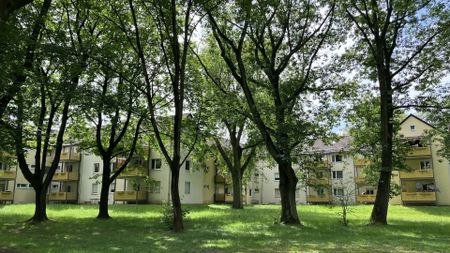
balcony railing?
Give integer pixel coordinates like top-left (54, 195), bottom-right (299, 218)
top-left (356, 194), bottom-right (376, 203)
top-left (215, 175), bottom-right (226, 184)
top-left (117, 168), bottom-right (148, 178)
top-left (307, 195), bottom-right (331, 203)
top-left (354, 159), bottom-right (370, 167)
top-left (114, 191), bottom-right (147, 201)
top-left (48, 192), bottom-right (78, 201)
top-left (407, 147), bottom-right (431, 157)
top-left (53, 172), bottom-right (79, 181)
top-left (60, 152), bottom-right (81, 161)
top-left (307, 178), bottom-right (330, 185)
top-left (312, 161), bottom-right (331, 170)
top-left (0, 170), bottom-right (16, 180)
top-left (0, 191), bottom-right (14, 201)
top-left (401, 192), bottom-right (436, 202)
top-left (399, 169), bottom-right (433, 179)
top-left (355, 175), bottom-right (367, 184)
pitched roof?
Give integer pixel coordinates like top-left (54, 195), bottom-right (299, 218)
top-left (399, 114), bottom-right (435, 129)
top-left (309, 136), bottom-right (353, 154)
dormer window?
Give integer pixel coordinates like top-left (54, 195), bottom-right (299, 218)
top-left (410, 125), bottom-right (416, 132)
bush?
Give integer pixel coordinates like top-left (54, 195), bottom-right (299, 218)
top-left (161, 202), bottom-right (190, 229)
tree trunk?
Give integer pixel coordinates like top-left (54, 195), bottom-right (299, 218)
top-left (170, 164), bottom-right (183, 232)
top-left (278, 161), bottom-right (300, 225)
top-left (30, 186), bottom-right (48, 222)
top-left (231, 171), bottom-right (243, 209)
top-left (370, 56), bottom-right (394, 225)
top-left (97, 162), bottom-right (111, 219)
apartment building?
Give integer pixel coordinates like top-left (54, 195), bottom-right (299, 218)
top-left (1, 115), bottom-right (449, 206)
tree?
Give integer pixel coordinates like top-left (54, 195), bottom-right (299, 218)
top-left (342, 0), bottom-right (449, 224)
top-left (0, 0), bottom-right (33, 23)
top-left (107, 0), bottom-right (200, 231)
top-left (75, 69), bottom-right (145, 219)
top-left (203, 0), bottom-right (337, 224)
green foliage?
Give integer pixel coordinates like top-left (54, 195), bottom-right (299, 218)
top-left (160, 202), bottom-right (190, 230)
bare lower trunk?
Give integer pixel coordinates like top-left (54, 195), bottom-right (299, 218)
top-left (279, 161), bottom-right (300, 225)
top-left (97, 163), bottom-right (111, 219)
top-left (231, 171), bottom-right (243, 209)
top-left (30, 187), bottom-right (48, 222)
top-left (171, 166), bottom-right (183, 232)
top-left (370, 170), bottom-right (391, 224)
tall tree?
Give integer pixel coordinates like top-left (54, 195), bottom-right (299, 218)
top-left (342, 0), bottom-right (449, 224)
top-left (203, 0), bottom-right (337, 224)
top-left (108, 0), bottom-right (200, 231)
top-left (0, 0), bottom-right (33, 23)
top-left (1, 0), bottom-right (94, 221)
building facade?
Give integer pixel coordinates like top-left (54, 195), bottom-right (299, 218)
top-left (1, 115), bottom-right (449, 206)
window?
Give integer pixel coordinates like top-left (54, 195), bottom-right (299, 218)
top-left (333, 188), bottom-right (344, 196)
top-left (332, 171), bottom-right (343, 179)
top-left (364, 189), bottom-right (374, 195)
top-left (150, 181), bottom-right (161, 193)
top-left (254, 173), bottom-right (259, 177)
top-left (420, 161), bottom-right (431, 170)
top-left (275, 188), bottom-right (281, 198)
top-left (274, 172), bottom-right (280, 181)
top-left (16, 183), bottom-right (29, 189)
top-left (314, 155), bottom-right (323, 162)
top-left (110, 184), bottom-right (115, 193)
top-left (151, 159), bottom-right (162, 170)
top-left (66, 164), bottom-right (73, 172)
top-left (254, 188), bottom-right (259, 193)
top-left (92, 183), bottom-right (98, 194)
top-left (410, 125), bottom-right (416, 132)
top-left (317, 188), bottom-right (325, 195)
top-left (94, 163), bottom-right (100, 173)
top-left (184, 181), bottom-right (191, 194)
top-left (185, 160), bottom-right (191, 171)
top-left (332, 155), bottom-right (343, 163)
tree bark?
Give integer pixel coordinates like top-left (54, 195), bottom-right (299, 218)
top-left (97, 162), bottom-right (111, 219)
top-left (231, 171), bottom-right (243, 209)
top-left (278, 161), bottom-right (300, 224)
top-left (370, 50), bottom-right (394, 225)
top-left (170, 163), bottom-right (183, 232)
top-left (29, 186), bottom-right (48, 222)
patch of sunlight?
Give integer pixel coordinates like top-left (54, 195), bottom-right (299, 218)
top-left (207, 204), bottom-right (231, 209)
top-left (92, 231), bottom-right (101, 236)
top-left (110, 247), bottom-right (121, 251)
top-left (201, 239), bottom-right (232, 249)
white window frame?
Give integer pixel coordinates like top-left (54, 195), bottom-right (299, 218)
top-left (151, 159), bottom-right (162, 170)
top-left (184, 181), bottom-right (191, 194)
top-left (332, 170), bottom-right (343, 179)
top-left (92, 183), bottom-right (99, 194)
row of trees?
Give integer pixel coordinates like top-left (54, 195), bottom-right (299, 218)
top-left (1, 0), bottom-right (449, 231)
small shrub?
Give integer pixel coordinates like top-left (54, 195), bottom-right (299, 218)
top-left (161, 202), bottom-right (190, 229)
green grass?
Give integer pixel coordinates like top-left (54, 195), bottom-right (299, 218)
top-left (1, 204), bottom-right (450, 253)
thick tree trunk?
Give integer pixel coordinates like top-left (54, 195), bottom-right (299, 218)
top-left (278, 161), bottom-right (300, 225)
top-left (231, 171), bottom-right (243, 209)
top-left (30, 186), bottom-right (48, 222)
top-left (370, 58), bottom-right (394, 225)
top-left (170, 165), bottom-right (183, 232)
top-left (97, 163), bottom-right (111, 219)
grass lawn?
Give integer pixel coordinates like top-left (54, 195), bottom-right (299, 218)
top-left (0, 204), bottom-right (450, 253)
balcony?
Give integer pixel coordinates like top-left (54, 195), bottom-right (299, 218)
top-left (356, 194), bottom-right (376, 203)
top-left (307, 178), bottom-right (330, 185)
top-left (0, 191), bottom-right (14, 201)
top-left (215, 175), bottom-right (226, 184)
top-left (399, 169), bottom-right (433, 179)
top-left (407, 147), bottom-right (431, 157)
top-left (60, 151), bottom-right (81, 161)
top-left (114, 191), bottom-right (147, 201)
top-left (0, 170), bottom-right (16, 180)
top-left (48, 192), bottom-right (78, 201)
top-left (307, 195), bottom-right (331, 203)
top-left (402, 192), bottom-right (436, 202)
top-left (117, 167), bottom-right (148, 178)
top-left (214, 193), bottom-right (246, 203)
top-left (53, 172), bottom-right (79, 181)
top-left (355, 175), bottom-right (367, 185)
top-left (354, 159), bottom-right (370, 167)
top-left (312, 161), bottom-right (331, 170)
